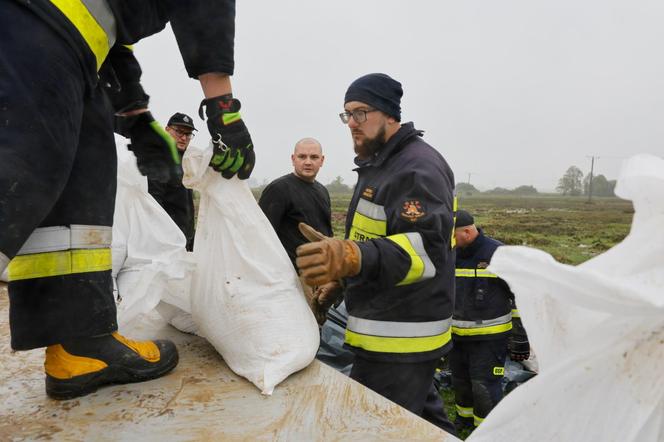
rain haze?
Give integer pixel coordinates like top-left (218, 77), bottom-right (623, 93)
top-left (135, 0), bottom-right (664, 192)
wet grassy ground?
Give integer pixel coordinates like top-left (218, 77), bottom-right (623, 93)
top-left (329, 193), bottom-right (633, 265)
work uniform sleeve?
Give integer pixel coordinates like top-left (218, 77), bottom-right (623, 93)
top-left (258, 183), bottom-right (287, 232)
top-left (166, 0), bottom-right (236, 77)
top-left (508, 288), bottom-right (529, 343)
top-left (100, 45), bottom-right (149, 113)
top-left (355, 158), bottom-right (455, 289)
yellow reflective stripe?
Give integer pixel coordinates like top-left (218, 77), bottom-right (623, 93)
top-left (511, 309), bottom-right (520, 318)
top-left (455, 268), bottom-right (475, 277)
top-left (345, 327), bottom-right (451, 354)
top-left (455, 404), bottom-right (474, 418)
top-left (50, 0), bottom-right (111, 69)
top-left (493, 366), bottom-right (505, 376)
top-left (351, 211), bottom-right (387, 237)
top-left (452, 321), bottom-right (512, 336)
top-left (451, 194), bottom-right (458, 249)
top-left (474, 414), bottom-right (485, 426)
top-left (455, 268), bottom-right (498, 278)
top-left (8, 248), bottom-right (112, 281)
top-left (387, 233), bottom-right (425, 285)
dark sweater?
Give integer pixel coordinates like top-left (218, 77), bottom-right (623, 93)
top-left (148, 152), bottom-right (195, 251)
top-left (259, 173), bottom-right (332, 266)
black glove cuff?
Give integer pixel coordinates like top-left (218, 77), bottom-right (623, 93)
top-left (198, 94), bottom-right (241, 119)
top-left (115, 111), bottom-right (154, 140)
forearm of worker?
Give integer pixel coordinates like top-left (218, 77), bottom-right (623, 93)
top-left (198, 73), bottom-right (233, 98)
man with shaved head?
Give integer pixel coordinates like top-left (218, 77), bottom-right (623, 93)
top-left (259, 138), bottom-right (333, 269)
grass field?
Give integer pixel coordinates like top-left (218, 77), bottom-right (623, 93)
top-left (328, 192), bottom-right (634, 265)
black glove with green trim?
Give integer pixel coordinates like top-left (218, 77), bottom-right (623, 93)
top-left (120, 111), bottom-right (182, 184)
top-left (199, 94), bottom-right (255, 180)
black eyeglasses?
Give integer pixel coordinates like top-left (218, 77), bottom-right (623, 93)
top-left (339, 108), bottom-right (378, 124)
top-left (169, 126), bottom-right (195, 139)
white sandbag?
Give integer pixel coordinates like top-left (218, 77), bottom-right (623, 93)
top-left (112, 137), bottom-right (195, 330)
top-left (469, 154), bottom-right (664, 442)
top-left (184, 142), bottom-right (319, 395)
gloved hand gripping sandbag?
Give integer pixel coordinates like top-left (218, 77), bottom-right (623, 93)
top-left (296, 223), bottom-right (362, 287)
top-left (199, 94), bottom-right (255, 180)
top-left (118, 111), bottom-right (183, 184)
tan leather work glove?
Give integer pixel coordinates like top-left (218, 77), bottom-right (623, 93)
top-left (296, 223), bottom-right (362, 286)
top-left (311, 281), bottom-right (343, 325)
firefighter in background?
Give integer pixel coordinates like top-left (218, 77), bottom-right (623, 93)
top-left (0, 0), bottom-right (254, 399)
top-left (296, 73), bottom-right (456, 435)
top-left (450, 210), bottom-right (530, 432)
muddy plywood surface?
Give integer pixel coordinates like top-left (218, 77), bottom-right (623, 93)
top-left (0, 283), bottom-right (458, 441)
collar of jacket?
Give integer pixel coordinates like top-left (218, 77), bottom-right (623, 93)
top-left (457, 227), bottom-right (486, 259)
top-left (353, 122), bottom-right (424, 170)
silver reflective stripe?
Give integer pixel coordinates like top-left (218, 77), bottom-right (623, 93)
top-left (81, 0), bottom-right (117, 48)
top-left (347, 315), bottom-right (452, 338)
top-left (0, 251), bottom-right (9, 274)
top-left (17, 225), bottom-right (112, 255)
top-left (356, 198), bottom-right (386, 221)
top-left (403, 232), bottom-right (436, 280)
top-left (452, 312), bottom-right (513, 329)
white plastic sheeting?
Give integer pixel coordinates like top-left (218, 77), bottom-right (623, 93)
top-left (183, 142), bottom-right (319, 395)
top-left (470, 154), bottom-right (664, 442)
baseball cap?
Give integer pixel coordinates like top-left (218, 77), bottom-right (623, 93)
top-left (167, 112), bottom-right (197, 131)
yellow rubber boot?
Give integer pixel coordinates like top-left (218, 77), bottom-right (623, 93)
top-left (44, 332), bottom-right (178, 400)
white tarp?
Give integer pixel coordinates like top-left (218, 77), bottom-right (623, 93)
top-left (183, 142), bottom-right (319, 395)
top-left (470, 154), bottom-right (664, 442)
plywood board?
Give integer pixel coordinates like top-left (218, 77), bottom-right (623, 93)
top-left (0, 283), bottom-right (458, 441)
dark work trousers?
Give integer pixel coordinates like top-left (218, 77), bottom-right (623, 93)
top-left (449, 337), bottom-right (508, 427)
top-left (350, 357), bottom-right (457, 436)
top-left (0, 2), bottom-right (118, 349)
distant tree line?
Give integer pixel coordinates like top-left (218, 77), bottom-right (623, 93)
top-left (556, 166), bottom-right (616, 197)
top-left (326, 176), bottom-right (353, 193)
top-left (456, 182), bottom-right (539, 196)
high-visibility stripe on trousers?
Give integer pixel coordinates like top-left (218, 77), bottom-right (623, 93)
top-left (8, 225), bottom-right (112, 281)
top-left (345, 315), bottom-right (452, 354)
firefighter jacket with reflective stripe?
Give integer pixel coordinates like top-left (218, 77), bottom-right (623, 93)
top-left (343, 122), bottom-right (456, 363)
top-left (15, 0), bottom-right (235, 85)
top-left (453, 229), bottom-right (521, 341)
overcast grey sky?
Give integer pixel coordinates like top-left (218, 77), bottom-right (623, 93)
top-left (135, 0), bottom-right (664, 192)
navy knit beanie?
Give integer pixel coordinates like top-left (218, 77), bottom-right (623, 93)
top-left (344, 73), bottom-right (403, 121)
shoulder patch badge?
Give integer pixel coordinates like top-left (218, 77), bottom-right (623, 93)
top-left (400, 200), bottom-right (426, 222)
top-left (362, 186), bottom-right (376, 201)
